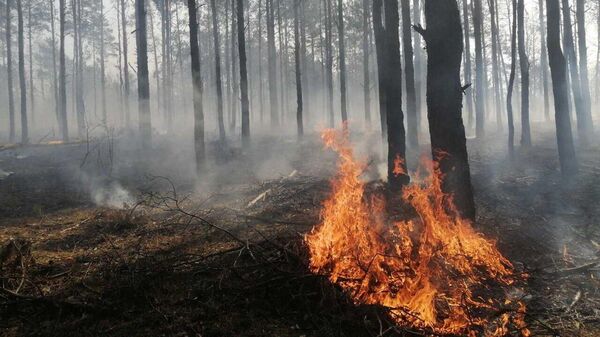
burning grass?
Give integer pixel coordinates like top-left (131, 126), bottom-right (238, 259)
top-left (306, 128), bottom-right (530, 336)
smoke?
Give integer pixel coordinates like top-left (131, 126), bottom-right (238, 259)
top-left (90, 180), bottom-right (135, 209)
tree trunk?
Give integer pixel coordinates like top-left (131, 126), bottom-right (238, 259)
top-left (75, 0), bottom-right (85, 137)
top-left (237, 0), bottom-right (250, 143)
top-left (136, 0), bottom-right (151, 146)
top-left (266, 0), bottom-right (279, 126)
top-left (294, 0), bottom-right (303, 137)
top-left (413, 0), bottom-right (423, 132)
top-left (517, 0), bottom-right (531, 147)
top-left (374, 0), bottom-right (409, 191)
top-left (50, 0), bottom-right (59, 136)
top-left (231, 0), bottom-right (239, 131)
top-left (576, 0), bottom-right (593, 136)
top-left (461, 0), bottom-right (473, 131)
top-left (538, 0), bottom-right (550, 121)
top-left (415, 0), bottom-right (476, 221)
top-left (210, 0), bottom-right (227, 141)
top-left (362, 0), bottom-right (371, 128)
top-left (187, 0), bottom-right (205, 172)
top-left (488, 0), bottom-right (502, 131)
top-left (59, 0), bottom-right (68, 141)
top-left (401, 0), bottom-right (418, 148)
top-left (17, 0), bottom-right (28, 144)
top-left (325, 0), bottom-right (334, 127)
top-left (337, 0), bottom-right (347, 124)
top-left (99, 0), bottom-right (107, 123)
top-left (546, 0), bottom-right (577, 175)
top-left (472, 0), bottom-right (485, 138)
top-left (373, 0), bottom-right (387, 137)
top-left (507, 0), bottom-right (517, 157)
top-left (561, 0), bottom-right (593, 146)
top-left (257, 0), bottom-right (264, 123)
top-left (6, 0), bottom-right (15, 142)
top-left (121, 0), bottom-right (130, 127)
top-left (27, 1), bottom-right (34, 128)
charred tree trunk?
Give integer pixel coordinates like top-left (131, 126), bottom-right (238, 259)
top-left (136, 0), bottom-right (151, 146)
top-left (6, 0), bottom-right (15, 142)
top-left (538, 0), bottom-right (550, 121)
top-left (401, 0), bottom-right (418, 149)
top-left (362, 0), bottom-right (371, 128)
top-left (294, 0), bottom-right (304, 137)
top-left (546, 0), bottom-right (578, 175)
top-left (507, 0), bottom-right (517, 157)
top-left (210, 0), bottom-right (226, 141)
top-left (337, 0), bottom-right (347, 124)
top-left (266, 0), bottom-right (279, 126)
top-left (121, 0), bottom-right (130, 127)
top-left (374, 0), bottom-right (409, 191)
top-left (561, 0), bottom-right (593, 146)
top-left (517, 0), bottom-right (531, 147)
top-left (472, 0), bottom-right (485, 138)
top-left (17, 0), bottom-right (28, 144)
top-left (462, 0), bottom-right (473, 131)
top-left (188, 0), bottom-right (204, 171)
top-left (237, 0), bottom-right (250, 143)
top-left (415, 0), bottom-right (476, 221)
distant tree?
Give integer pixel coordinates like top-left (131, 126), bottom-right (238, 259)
top-left (489, 0), bottom-right (503, 131)
top-left (415, 0), bottom-right (476, 220)
top-left (461, 0), bottom-right (473, 130)
top-left (546, 0), bottom-right (578, 175)
top-left (472, 0), bottom-right (485, 138)
top-left (337, 0), bottom-right (347, 125)
top-left (324, 0), bottom-right (333, 127)
top-left (401, 0), bottom-right (418, 148)
top-left (538, 0), bottom-right (550, 121)
top-left (507, 0), bottom-right (517, 157)
top-left (58, 0), bottom-right (68, 141)
top-left (266, 0), bottom-right (279, 126)
top-left (17, 0), bottom-right (28, 144)
top-left (120, 0), bottom-right (130, 127)
top-left (135, 0), bottom-right (151, 146)
top-left (361, 0), bottom-right (370, 128)
top-left (576, 0), bottom-right (593, 138)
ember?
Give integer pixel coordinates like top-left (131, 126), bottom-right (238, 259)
top-left (306, 129), bottom-right (530, 336)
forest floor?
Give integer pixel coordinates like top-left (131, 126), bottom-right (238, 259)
top-left (0, 127), bottom-right (599, 337)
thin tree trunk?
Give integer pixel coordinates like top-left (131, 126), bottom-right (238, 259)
top-left (561, 0), bottom-right (593, 145)
top-left (59, 0), bottom-right (68, 141)
top-left (294, 0), bottom-right (303, 137)
top-left (576, 0), bottom-right (593, 134)
top-left (187, 0), bottom-right (205, 171)
top-left (136, 0), bottom-right (151, 146)
top-left (121, 0), bottom-right (130, 127)
top-left (488, 0), bottom-right (502, 131)
top-left (237, 0), bottom-right (250, 143)
top-left (401, 0), bottom-right (418, 148)
top-left (362, 0), bottom-right (371, 128)
top-left (27, 1), bottom-right (34, 128)
top-left (100, 0), bottom-right (107, 123)
top-left (75, 0), bottom-right (85, 136)
top-left (6, 0), bottom-right (15, 142)
top-left (507, 0), bottom-right (517, 157)
top-left (17, 0), bottom-right (28, 144)
top-left (325, 0), bottom-right (334, 127)
top-left (231, 0), bottom-right (238, 131)
top-left (210, 0), bottom-right (226, 141)
top-left (257, 0), bottom-right (264, 123)
top-left (462, 0), bottom-right (473, 131)
top-left (546, 0), bottom-right (578, 175)
top-left (473, 0), bottom-right (485, 138)
top-left (415, 0), bottom-right (476, 221)
top-left (413, 0), bottom-right (423, 132)
top-left (517, 0), bottom-right (531, 146)
top-left (50, 0), bottom-right (59, 135)
top-left (538, 0), bottom-right (550, 121)
top-left (337, 0), bottom-right (347, 124)
top-left (266, 0), bottom-right (279, 126)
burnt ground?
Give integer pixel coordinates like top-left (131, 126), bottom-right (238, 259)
top-left (0, 128), bottom-right (599, 337)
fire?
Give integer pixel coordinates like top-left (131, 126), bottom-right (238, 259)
top-left (306, 129), bottom-right (530, 336)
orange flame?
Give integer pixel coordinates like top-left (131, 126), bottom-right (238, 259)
top-left (306, 129), bottom-right (529, 336)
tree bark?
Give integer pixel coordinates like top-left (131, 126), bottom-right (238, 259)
top-left (546, 0), bottom-right (578, 176)
top-left (415, 0), bottom-right (476, 221)
top-left (17, 0), bottom-right (28, 144)
top-left (401, 0), bottom-right (418, 148)
top-left (517, 0), bottom-right (531, 147)
top-left (136, 0), bottom-right (151, 146)
top-left (237, 0), bottom-right (250, 143)
top-left (6, 0), bottom-right (15, 142)
top-left (472, 0), bottom-right (485, 138)
top-left (294, 0), bottom-right (304, 137)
